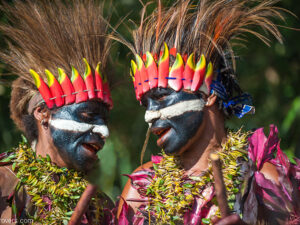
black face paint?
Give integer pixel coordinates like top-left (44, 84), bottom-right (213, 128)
top-left (49, 100), bottom-right (109, 172)
top-left (142, 88), bottom-right (205, 155)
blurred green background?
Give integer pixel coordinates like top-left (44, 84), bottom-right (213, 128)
top-left (0, 0), bottom-right (299, 201)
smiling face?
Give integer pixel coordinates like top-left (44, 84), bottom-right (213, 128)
top-left (49, 100), bottom-right (109, 172)
top-left (141, 88), bottom-right (206, 155)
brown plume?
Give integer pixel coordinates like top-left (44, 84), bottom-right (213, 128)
top-left (0, 0), bottom-right (113, 131)
top-left (128, 0), bottom-right (286, 68)
top-left (117, 0), bottom-right (291, 118)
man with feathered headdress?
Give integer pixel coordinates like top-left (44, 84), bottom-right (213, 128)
top-left (118, 0), bottom-right (300, 224)
top-left (0, 0), bottom-right (115, 224)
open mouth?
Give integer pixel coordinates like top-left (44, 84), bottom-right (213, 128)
top-left (82, 143), bottom-right (102, 155)
top-left (151, 127), bottom-right (171, 139)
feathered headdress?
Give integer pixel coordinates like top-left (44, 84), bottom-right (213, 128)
top-left (126, 0), bottom-right (286, 118)
top-left (0, 0), bottom-right (113, 131)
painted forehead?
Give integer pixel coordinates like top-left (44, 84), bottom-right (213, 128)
top-left (51, 101), bottom-right (109, 121)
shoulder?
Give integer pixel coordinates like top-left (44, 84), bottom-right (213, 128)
top-left (117, 161), bottom-right (153, 219)
top-left (0, 165), bottom-right (19, 222)
top-left (0, 165), bottom-right (18, 195)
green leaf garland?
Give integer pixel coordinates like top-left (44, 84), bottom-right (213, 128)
top-left (145, 129), bottom-right (250, 224)
top-left (11, 142), bottom-right (102, 225)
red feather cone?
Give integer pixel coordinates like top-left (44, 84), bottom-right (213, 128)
top-left (136, 54), bottom-right (150, 94)
top-left (168, 53), bottom-right (184, 91)
top-left (71, 66), bottom-right (88, 103)
top-left (30, 69), bottom-right (55, 109)
top-left (95, 62), bottom-right (104, 100)
top-left (145, 52), bottom-right (158, 89)
top-left (183, 53), bottom-right (195, 90)
top-left (191, 55), bottom-right (206, 92)
top-left (158, 43), bottom-right (169, 88)
top-left (45, 69), bottom-right (65, 107)
top-left (58, 68), bottom-right (76, 105)
top-left (83, 58), bottom-right (96, 99)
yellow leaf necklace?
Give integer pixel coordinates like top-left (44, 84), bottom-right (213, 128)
top-left (11, 142), bottom-right (103, 225)
top-left (145, 130), bottom-right (250, 225)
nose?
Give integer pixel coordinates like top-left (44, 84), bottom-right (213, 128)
top-left (145, 98), bottom-right (161, 123)
top-left (145, 110), bottom-right (161, 123)
top-left (147, 98), bottom-right (160, 111)
top-left (92, 124), bottom-right (109, 138)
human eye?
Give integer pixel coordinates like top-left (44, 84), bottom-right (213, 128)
top-left (154, 89), bottom-right (173, 101)
top-left (79, 112), bottom-right (98, 120)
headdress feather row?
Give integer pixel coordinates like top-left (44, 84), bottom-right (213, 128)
top-left (124, 0), bottom-right (285, 116)
top-left (30, 58), bottom-right (112, 109)
top-left (0, 0), bottom-right (114, 131)
top-left (130, 43), bottom-right (213, 100)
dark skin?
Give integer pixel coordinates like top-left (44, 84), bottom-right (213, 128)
top-left (118, 88), bottom-right (281, 224)
top-left (34, 100), bottom-right (109, 173)
top-left (0, 100), bottom-right (113, 223)
top-left (142, 88), bottom-right (205, 154)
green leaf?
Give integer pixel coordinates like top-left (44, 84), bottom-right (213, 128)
top-left (206, 176), bottom-right (211, 182)
top-left (172, 216), bottom-right (180, 220)
top-left (146, 188), bottom-right (152, 195)
top-left (202, 218), bottom-right (210, 224)
top-left (158, 202), bottom-right (165, 208)
top-left (155, 205), bottom-right (161, 213)
top-left (70, 195), bottom-right (80, 200)
top-left (0, 154), bottom-right (16, 162)
top-left (65, 211), bottom-right (73, 216)
top-left (228, 194), bottom-right (235, 201)
top-left (159, 179), bottom-right (165, 186)
top-left (183, 183), bottom-right (193, 188)
top-left (12, 202), bottom-right (17, 215)
top-left (232, 188), bottom-right (239, 193)
top-left (12, 162), bottom-right (17, 171)
top-left (21, 135), bottom-right (28, 144)
top-left (153, 163), bottom-right (158, 171)
top-left (46, 154), bottom-right (51, 162)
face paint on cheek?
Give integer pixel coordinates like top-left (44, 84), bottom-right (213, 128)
top-left (49, 118), bottom-right (109, 138)
top-left (147, 98), bottom-right (206, 155)
top-left (49, 119), bottom-right (107, 172)
top-left (145, 99), bottom-right (205, 123)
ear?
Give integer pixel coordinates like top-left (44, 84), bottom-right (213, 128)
top-left (33, 106), bottom-right (50, 124)
top-left (205, 93), bottom-right (217, 107)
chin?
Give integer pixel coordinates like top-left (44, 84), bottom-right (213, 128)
top-left (159, 130), bottom-right (187, 155)
top-left (74, 159), bottom-right (99, 173)
top-left (73, 152), bottom-right (100, 173)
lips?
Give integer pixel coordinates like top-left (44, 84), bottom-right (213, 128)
top-left (151, 126), bottom-right (171, 147)
top-left (82, 142), bottom-right (103, 155)
top-left (151, 127), bottom-right (170, 137)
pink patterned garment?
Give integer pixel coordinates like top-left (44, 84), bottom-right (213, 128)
top-left (119, 125), bottom-right (300, 225)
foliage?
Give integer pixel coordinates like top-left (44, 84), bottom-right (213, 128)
top-left (4, 141), bottom-right (102, 225)
top-left (143, 130), bottom-right (249, 224)
top-left (0, 0), bottom-right (299, 202)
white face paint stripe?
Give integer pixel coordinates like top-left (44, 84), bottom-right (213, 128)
top-left (144, 99), bottom-right (205, 123)
top-left (49, 119), bottom-right (109, 138)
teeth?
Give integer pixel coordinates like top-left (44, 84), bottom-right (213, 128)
top-left (155, 128), bottom-right (168, 136)
top-left (91, 144), bottom-right (99, 150)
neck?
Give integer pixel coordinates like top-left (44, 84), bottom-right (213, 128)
top-left (180, 107), bottom-right (226, 176)
top-left (35, 130), bottom-right (67, 168)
